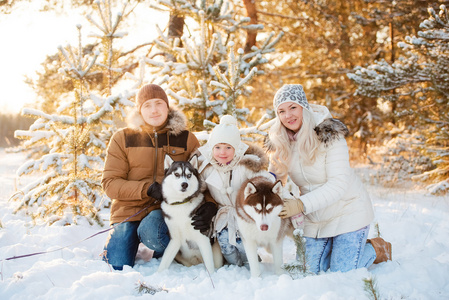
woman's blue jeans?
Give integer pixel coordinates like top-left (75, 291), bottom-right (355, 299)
top-left (103, 209), bottom-right (169, 270)
top-left (304, 225), bottom-right (376, 274)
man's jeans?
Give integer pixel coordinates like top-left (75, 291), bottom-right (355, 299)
top-left (304, 225), bottom-right (376, 274)
top-left (103, 209), bottom-right (169, 270)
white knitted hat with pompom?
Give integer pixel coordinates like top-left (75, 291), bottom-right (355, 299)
top-left (207, 115), bottom-right (241, 150)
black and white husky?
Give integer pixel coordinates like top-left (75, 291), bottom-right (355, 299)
top-left (157, 155), bottom-right (221, 274)
top-left (236, 176), bottom-right (293, 277)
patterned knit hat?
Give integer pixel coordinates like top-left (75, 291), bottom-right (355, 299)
top-left (273, 84), bottom-right (311, 112)
top-left (208, 115), bottom-right (241, 150)
top-left (136, 84), bottom-right (169, 110)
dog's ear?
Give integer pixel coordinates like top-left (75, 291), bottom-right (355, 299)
top-left (272, 180), bottom-right (283, 196)
top-left (164, 155), bottom-right (174, 171)
top-left (244, 181), bottom-right (257, 199)
top-left (189, 155), bottom-right (198, 170)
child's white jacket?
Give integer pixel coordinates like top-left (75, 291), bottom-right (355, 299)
top-left (195, 143), bottom-right (273, 245)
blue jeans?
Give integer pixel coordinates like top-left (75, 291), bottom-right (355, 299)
top-left (217, 228), bottom-right (248, 266)
top-left (304, 225), bottom-right (376, 274)
top-left (103, 209), bottom-right (169, 270)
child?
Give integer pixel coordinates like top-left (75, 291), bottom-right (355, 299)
top-left (194, 115), bottom-right (274, 266)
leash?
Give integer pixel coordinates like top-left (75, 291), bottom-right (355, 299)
top-left (0, 203), bottom-right (153, 263)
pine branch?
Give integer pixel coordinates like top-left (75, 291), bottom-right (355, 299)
top-left (282, 229), bottom-right (311, 279)
top-left (363, 277), bottom-right (380, 300)
top-left (136, 281), bottom-right (168, 295)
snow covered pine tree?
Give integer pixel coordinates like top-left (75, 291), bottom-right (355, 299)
top-left (140, 0), bottom-right (282, 142)
top-left (348, 5), bottom-right (449, 195)
top-left (13, 2), bottom-right (135, 225)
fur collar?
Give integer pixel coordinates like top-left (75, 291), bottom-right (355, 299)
top-left (127, 107), bottom-right (188, 136)
top-left (239, 143), bottom-right (269, 172)
top-left (314, 118), bottom-right (349, 146)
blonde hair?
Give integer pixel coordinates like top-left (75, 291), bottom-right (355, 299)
top-left (268, 109), bottom-right (320, 178)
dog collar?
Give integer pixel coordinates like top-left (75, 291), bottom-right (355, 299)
top-left (170, 196), bottom-right (194, 205)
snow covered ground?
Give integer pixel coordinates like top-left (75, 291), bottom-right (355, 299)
top-left (1, 149), bottom-right (448, 300)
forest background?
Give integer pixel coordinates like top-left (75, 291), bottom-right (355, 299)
top-left (0, 0), bottom-right (448, 225)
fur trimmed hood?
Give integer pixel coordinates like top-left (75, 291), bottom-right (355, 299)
top-left (127, 106), bottom-right (188, 136)
top-left (238, 142), bottom-right (269, 172)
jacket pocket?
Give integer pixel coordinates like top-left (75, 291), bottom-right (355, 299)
top-left (163, 145), bottom-right (186, 159)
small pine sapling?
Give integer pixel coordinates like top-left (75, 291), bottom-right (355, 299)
top-left (363, 276), bottom-right (380, 300)
top-left (282, 228), bottom-right (311, 279)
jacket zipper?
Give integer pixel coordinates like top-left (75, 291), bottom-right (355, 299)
top-left (153, 130), bottom-right (158, 182)
top-left (298, 161), bottom-right (311, 190)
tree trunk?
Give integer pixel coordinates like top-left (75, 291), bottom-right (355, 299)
top-left (243, 0), bottom-right (258, 53)
top-left (168, 13), bottom-right (184, 38)
top-left (167, 12), bottom-right (185, 62)
top-left (389, 7), bottom-right (397, 124)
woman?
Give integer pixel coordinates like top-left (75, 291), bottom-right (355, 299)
top-left (267, 84), bottom-right (391, 274)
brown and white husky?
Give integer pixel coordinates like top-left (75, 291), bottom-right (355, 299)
top-left (236, 176), bottom-right (293, 277)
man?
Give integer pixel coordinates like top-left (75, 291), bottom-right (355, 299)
top-left (102, 84), bottom-right (217, 270)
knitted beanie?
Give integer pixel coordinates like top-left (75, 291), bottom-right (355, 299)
top-left (136, 84), bottom-right (169, 110)
top-left (208, 115), bottom-right (241, 150)
top-left (273, 84), bottom-right (311, 113)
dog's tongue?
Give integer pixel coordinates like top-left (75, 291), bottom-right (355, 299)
top-left (260, 224), bottom-right (269, 231)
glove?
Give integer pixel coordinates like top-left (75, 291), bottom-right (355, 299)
top-left (279, 197), bottom-right (304, 219)
top-left (192, 202), bottom-right (218, 233)
top-left (147, 182), bottom-right (163, 202)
